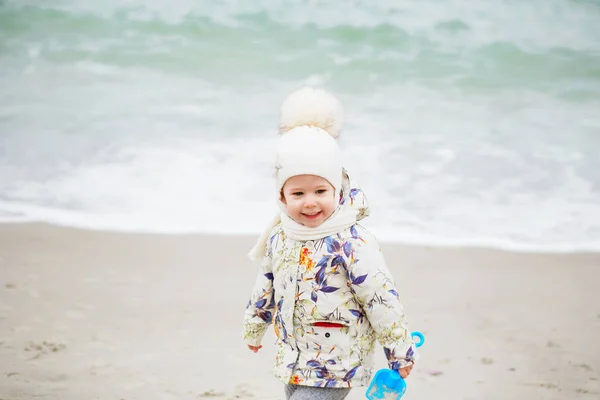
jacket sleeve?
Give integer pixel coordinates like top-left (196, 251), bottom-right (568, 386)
top-left (242, 237), bottom-right (276, 347)
top-left (348, 239), bottom-right (418, 369)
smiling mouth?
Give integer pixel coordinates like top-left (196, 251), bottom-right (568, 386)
top-left (302, 211), bottom-right (322, 219)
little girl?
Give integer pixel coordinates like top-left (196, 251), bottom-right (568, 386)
top-left (242, 87), bottom-right (418, 400)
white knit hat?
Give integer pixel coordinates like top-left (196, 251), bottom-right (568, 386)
top-left (275, 87), bottom-right (344, 194)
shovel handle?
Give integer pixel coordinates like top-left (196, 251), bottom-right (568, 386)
top-left (411, 331), bottom-right (425, 348)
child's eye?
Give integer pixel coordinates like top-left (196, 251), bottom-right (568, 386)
top-left (292, 192), bottom-right (304, 196)
top-left (316, 189), bottom-right (328, 194)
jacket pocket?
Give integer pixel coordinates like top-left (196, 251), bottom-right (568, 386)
top-left (296, 324), bottom-right (351, 379)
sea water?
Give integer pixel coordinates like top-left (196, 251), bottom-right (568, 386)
top-left (1, 0), bottom-right (599, 252)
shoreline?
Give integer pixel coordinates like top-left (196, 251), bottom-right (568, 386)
top-left (1, 221), bottom-right (598, 256)
top-left (1, 223), bottom-right (599, 399)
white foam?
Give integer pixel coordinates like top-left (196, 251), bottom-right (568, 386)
top-left (0, 137), bottom-right (279, 235)
top-left (1, 131), bottom-right (599, 253)
top-left (2, 200), bottom-right (599, 253)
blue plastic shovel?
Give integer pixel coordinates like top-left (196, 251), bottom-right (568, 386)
top-left (365, 331), bottom-right (425, 399)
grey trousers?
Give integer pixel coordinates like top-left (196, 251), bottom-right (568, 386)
top-left (284, 384), bottom-right (351, 400)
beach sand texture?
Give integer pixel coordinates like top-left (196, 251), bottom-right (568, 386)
top-left (1, 223), bottom-right (599, 399)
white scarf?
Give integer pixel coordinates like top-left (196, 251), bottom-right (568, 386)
top-left (248, 173), bottom-right (369, 261)
top-left (279, 204), bottom-right (359, 241)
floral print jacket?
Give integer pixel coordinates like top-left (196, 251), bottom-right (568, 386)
top-left (242, 179), bottom-right (417, 388)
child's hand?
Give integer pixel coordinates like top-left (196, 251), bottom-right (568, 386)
top-left (398, 364), bottom-right (413, 379)
top-left (248, 345), bottom-right (262, 353)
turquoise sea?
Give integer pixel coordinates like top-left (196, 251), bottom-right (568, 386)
top-left (1, 0), bottom-right (599, 251)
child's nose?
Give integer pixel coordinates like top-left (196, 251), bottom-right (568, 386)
top-left (304, 195), bottom-right (317, 207)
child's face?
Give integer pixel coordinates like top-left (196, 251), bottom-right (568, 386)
top-left (281, 175), bottom-right (336, 228)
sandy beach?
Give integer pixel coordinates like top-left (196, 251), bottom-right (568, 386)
top-left (0, 223), bottom-right (598, 400)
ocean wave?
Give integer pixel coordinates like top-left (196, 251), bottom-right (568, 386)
top-left (3, 3), bottom-right (599, 95)
top-left (0, 130), bottom-right (599, 255)
top-left (3, 0), bottom-right (600, 51)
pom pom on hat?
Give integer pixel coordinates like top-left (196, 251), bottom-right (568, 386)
top-left (279, 87), bottom-right (344, 138)
top-left (275, 87), bottom-right (344, 194)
